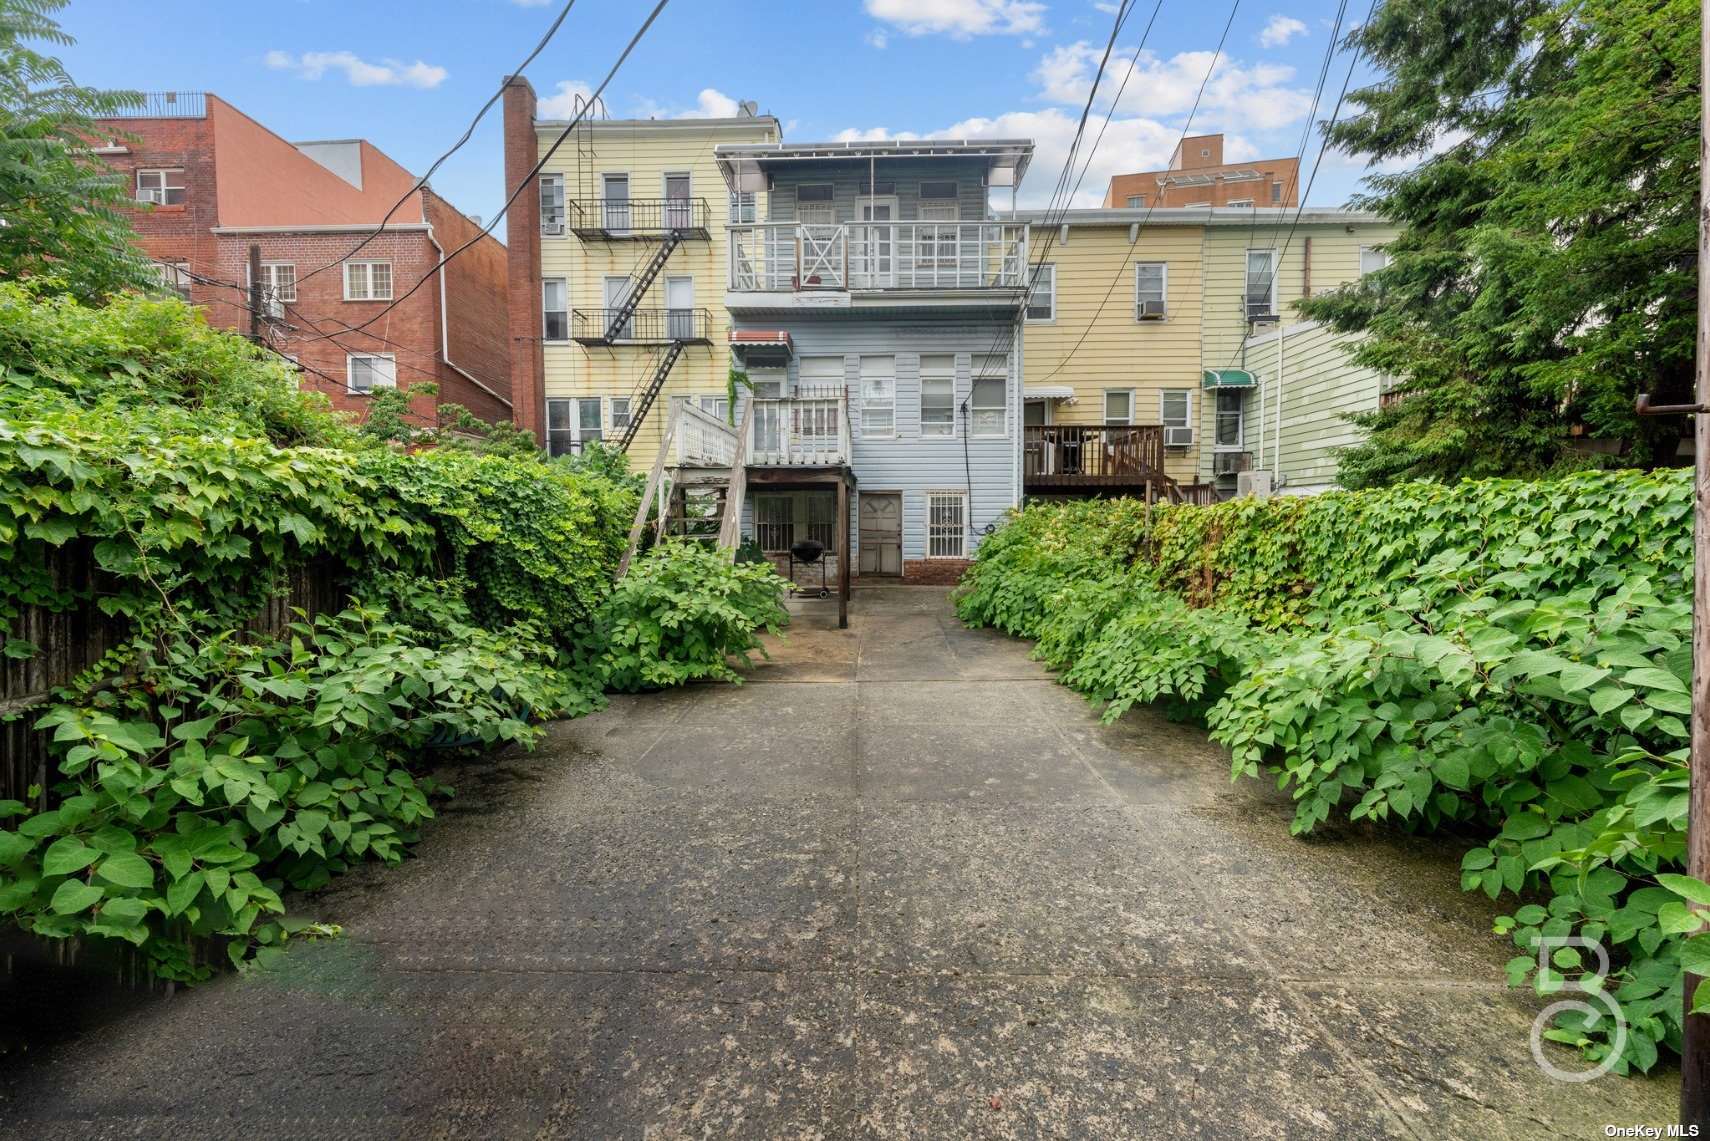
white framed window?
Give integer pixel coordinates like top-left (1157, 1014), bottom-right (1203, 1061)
top-left (729, 189), bottom-right (756, 224)
top-left (1161, 389), bottom-right (1194, 447)
top-left (154, 261), bottom-right (191, 300)
top-left (346, 353), bottom-right (396, 394)
top-left (344, 260), bottom-right (393, 302)
top-left (699, 394), bottom-right (730, 422)
top-left (861, 355), bottom-right (895, 437)
top-left (611, 397), bottom-right (631, 431)
top-left (1134, 262), bottom-right (1167, 320)
top-left (1360, 246), bottom-right (1390, 277)
top-left (919, 354), bottom-right (955, 437)
top-left (1245, 249), bottom-right (1276, 320)
top-left (1104, 389), bottom-right (1134, 425)
top-left (539, 174), bottom-right (565, 235)
top-left (1026, 263), bottom-right (1055, 323)
top-left (547, 397), bottom-right (603, 457)
top-left (927, 492), bottom-right (966, 559)
top-left (1125, 194), bottom-right (1144, 208)
top-left (542, 278), bottom-right (569, 341)
top-left (602, 173), bottom-right (630, 231)
top-left (135, 168), bottom-right (184, 205)
top-left (796, 183), bottom-right (835, 225)
top-left (970, 354), bottom-right (1007, 437)
top-left (247, 262), bottom-right (296, 317)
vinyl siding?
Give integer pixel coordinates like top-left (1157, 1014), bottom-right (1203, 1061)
top-left (1198, 221), bottom-right (1397, 482)
top-left (1242, 320), bottom-right (1383, 493)
top-left (766, 158), bottom-right (992, 223)
top-left (536, 119), bottom-right (779, 469)
top-left (1021, 221), bottom-right (1205, 483)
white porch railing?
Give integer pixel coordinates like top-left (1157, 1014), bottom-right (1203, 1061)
top-left (729, 222), bottom-right (1028, 292)
top-left (673, 399), bottom-right (741, 467)
top-left (746, 386), bottom-right (851, 466)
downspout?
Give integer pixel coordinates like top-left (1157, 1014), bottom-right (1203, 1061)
top-left (1273, 322), bottom-right (1286, 487)
top-left (425, 218), bottom-right (514, 412)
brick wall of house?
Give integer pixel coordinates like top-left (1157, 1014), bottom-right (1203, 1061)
top-left (899, 559), bottom-right (972, 586)
top-left (502, 76), bottom-right (546, 444)
top-left (422, 189), bottom-right (512, 422)
top-left (99, 114), bottom-right (221, 310)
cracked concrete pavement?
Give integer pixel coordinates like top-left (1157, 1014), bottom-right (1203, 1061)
top-left (0, 586), bottom-right (1683, 1137)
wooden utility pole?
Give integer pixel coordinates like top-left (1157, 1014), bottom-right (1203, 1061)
top-left (246, 243), bottom-right (264, 342)
top-left (1685, 0), bottom-right (1710, 1125)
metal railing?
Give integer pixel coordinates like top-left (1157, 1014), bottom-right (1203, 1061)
top-left (571, 307), bottom-right (711, 344)
top-left (569, 198), bottom-right (710, 235)
top-left (1023, 425), bottom-right (1167, 484)
top-left (746, 385), bottom-right (851, 467)
top-left (729, 221), bottom-right (1028, 292)
top-left (99, 91), bottom-right (207, 119)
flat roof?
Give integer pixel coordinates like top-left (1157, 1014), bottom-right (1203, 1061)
top-left (537, 115), bottom-right (782, 131)
top-left (716, 139), bottom-right (1033, 185)
top-left (1010, 205), bottom-right (1387, 226)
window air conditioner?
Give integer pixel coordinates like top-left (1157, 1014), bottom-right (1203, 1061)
top-left (1236, 470), bottom-right (1273, 498)
top-left (1164, 426), bottom-right (1195, 448)
top-left (1137, 299), bottom-right (1168, 320)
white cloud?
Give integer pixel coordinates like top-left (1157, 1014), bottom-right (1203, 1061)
top-left (1259, 14), bottom-right (1308, 48)
top-left (538, 79), bottom-right (595, 119)
top-left (1033, 42), bottom-right (1312, 131)
top-left (629, 87), bottom-right (747, 120)
top-left (863, 0), bottom-right (1046, 39)
top-left (866, 29), bottom-right (889, 49)
top-left (264, 50), bottom-right (446, 90)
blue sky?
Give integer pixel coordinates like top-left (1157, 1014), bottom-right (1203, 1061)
top-left (58, 0), bottom-right (1388, 235)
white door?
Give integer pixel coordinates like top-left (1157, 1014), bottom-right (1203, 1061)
top-left (858, 493), bottom-right (902, 576)
top-left (602, 173), bottom-right (630, 232)
top-left (603, 276), bottom-right (633, 339)
top-left (855, 197), bottom-right (897, 286)
top-left (665, 276), bottom-right (694, 340)
top-left (664, 173), bottom-right (692, 230)
top-left (917, 200), bottom-right (960, 282)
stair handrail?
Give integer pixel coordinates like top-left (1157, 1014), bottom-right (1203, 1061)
top-left (716, 402), bottom-right (755, 551)
top-left (616, 399), bottom-right (682, 581)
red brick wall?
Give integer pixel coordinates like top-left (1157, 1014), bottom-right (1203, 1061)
top-left (502, 76), bottom-right (545, 444)
top-left (95, 114), bottom-right (220, 310)
top-left (900, 559), bottom-right (972, 585)
top-left (423, 189), bottom-right (512, 422)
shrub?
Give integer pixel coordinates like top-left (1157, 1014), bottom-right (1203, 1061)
top-left (956, 469), bottom-right (1695, 1075)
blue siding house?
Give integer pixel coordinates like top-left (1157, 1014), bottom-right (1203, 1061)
top-left (713, 139), bottom-right (1033, 587)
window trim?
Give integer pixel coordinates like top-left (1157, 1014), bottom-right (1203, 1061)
top-left (860, 356), bottom-right (896, 439)
top-left (1161, 388), bottom-right (1194, 447)
top-left (1103, 388), bottom-right (1135, 426)
top-left (1133, 261), bottom-right (1167, 321)
top-left (926, 490), bottom-right (968, 560)
top-left (729, 188), bottom-right (757, 224)
top-left (969, 359), bottom-right (1008, 439)
top-left (343, 260), bottom-right (394, 302)
top-left (346, 352), bottom-right (396, 395)
top-left (135, 167), bottom-right (185, 206)
top-left (610, 396), bottom-right (632, 431)
top-left (1359, 245), bottom-right (1390, 277)
top-left (918, 354), bottom-right (955, 438)
top-left (1213, 387), bottom-right (1246, 451)
top-left (1125, 194), bottom-right (1144, 208)
top-left (1245, 248), bottom-right (1277, 320)
top-left (542, 277), bottom-right (569, 342)
top-left (546, 396), bottom-right (605, 457)
top-left (1026, 263), bottom-right (1056, 324)
top-left (539, 173), bottom-right (565, 236)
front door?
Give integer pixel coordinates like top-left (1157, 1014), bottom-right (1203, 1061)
top-left (858, 492), bottom-right (902, 576)
top-left (855, 198), bottom-right (896, 287)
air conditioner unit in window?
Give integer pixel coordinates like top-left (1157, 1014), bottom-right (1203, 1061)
top-left (1237, 470), bottom-right (1273, 499)
top-left (542, 220), bottom-right (565, 236)
top-left (1137, 299), bottom-right (1168, 320)
top-left (1164, 426), bottom-right (1195, 448)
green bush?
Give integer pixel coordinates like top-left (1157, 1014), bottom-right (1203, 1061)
top-left (596, 540), bottom-right (787, 692)
top-left (956, 469), bottom-right (1696, 1075)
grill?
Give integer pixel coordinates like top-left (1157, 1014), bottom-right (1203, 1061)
top-left (788, 539), bottom-right (830, 599)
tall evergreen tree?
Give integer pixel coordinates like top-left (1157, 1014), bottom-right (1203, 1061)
top-left (1300, 0), bottom-right (1700, 487)
top-left (0, 0), bottom-right (152, 300)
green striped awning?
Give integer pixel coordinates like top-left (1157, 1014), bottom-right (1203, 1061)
top-left (1202, 368), bottom-right (1256, 388)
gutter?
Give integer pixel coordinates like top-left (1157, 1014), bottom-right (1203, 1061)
top-left (424, 218), bottom-right (513, 412)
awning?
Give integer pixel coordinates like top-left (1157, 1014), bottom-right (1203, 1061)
top-left (1202, 368), bottom-right (1256, 388)
top-left (729, 329), bottom-right (793, 364)
top-left (1023, 385), bottom-right (1075, 401)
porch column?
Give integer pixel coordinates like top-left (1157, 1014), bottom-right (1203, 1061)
top-left (837, 476), bottom-right (850, 629)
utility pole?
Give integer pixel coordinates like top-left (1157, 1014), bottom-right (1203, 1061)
top-left (1684, 0), bottom-right (1710, 1125)
top-left (246, 244), bottom-right (261, 343)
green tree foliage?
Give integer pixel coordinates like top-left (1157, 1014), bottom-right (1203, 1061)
top-left (0, 0), bottom-right (155, 300)
top-left (957, 471), bottom-right (1693, 1074)
top-left (1300, 0), bottom-right (1699, 486)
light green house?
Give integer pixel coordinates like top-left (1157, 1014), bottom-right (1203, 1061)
top-left (1234, 320), bottom-right (1386, 495)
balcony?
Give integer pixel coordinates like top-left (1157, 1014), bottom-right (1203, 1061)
top-left (670, 389), bottom-right (851, 470)
top-left (568, 198), bottom-right (710, 239)
top-left (571, 307), bottom-right (712, 345)
top-left (1023, 425), bottom-right (1169, 491)
top-left (728, 221), bottom-right (1027, 297)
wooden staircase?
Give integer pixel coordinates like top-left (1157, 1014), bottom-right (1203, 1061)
top-left (616, 399), bottom-right (752, 580)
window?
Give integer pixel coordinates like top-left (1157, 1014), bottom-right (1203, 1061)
top-left (611, 397), bottom-right (631, 431)
top-left (1215, 388), bottom-right (1245, 449)
top-left (251, 262), bottom-right (296, 317)
top-left (1126, 194), bottom-right (1144, 208)
top-left (1026, 263), bottom-right (1056, 323)
top-left (730, 189), bottom-right (756, 224)
top-left (1245, 249), bottom-right (1276, 320)
top-left (971, 354), bottom-right (1007, 437)
top-left (1161, 389), bottom-right (1194, 447)
top-left (540, 174), bottom-right (565, 234)
top-left (1360, 246), bottom-right (1390, 277)
top-left (796, 183), bottom-right (835, 224)
top-left (755, 495), bottom-right (794, 552)
top-left (796, 184), bottom-right (834, 203)
top-left (1270, 181), bottom-right (1283, 204)
top-left (547, 397), bottom-right (603, 457)
top-left (344, 260), bottom-right (393, 301)
top-left (807, 494), bottom-right (836, 550)
top-left (861, 355), bottom-right (894, 437)
top-left (346, 353), bottom-right (396, 394)
top-left (1228, 198), bottom-right (1254, 208)
top-left (542, 278), bottom-right (568, 341)
top-left (699, 395), bottom-right (730, 421)
top-left (135, 168), bottom-right (185, 205)
top-left (602, 173), bottom-right (630, 230)
top-left (919, 180), bottom-right (958, 201)
top-left (919, 354), bottom-right (955, 437)
top-left (1104, 389), bottom-right (1133, 425)
top-left (154, 261), bottom-right (191, 301)
top-left (1134, 262), bottom-right (1167, 320)
top-left (927, 492), bottom-right (966, 559)
top-left (664, 173), bottom-right (693, 229)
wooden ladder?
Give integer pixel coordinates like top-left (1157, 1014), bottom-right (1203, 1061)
top-left (614, 401), bottom-right (754, 581)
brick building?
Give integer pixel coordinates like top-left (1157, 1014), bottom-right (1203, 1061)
top-left (95, 92), bottom-right (510, 426)
top-left (1102, 133), bottom-right (1300, 210)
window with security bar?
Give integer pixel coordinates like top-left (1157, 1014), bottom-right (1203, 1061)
top-left (755, 495), bottom-right (794, 552)
top-left (928, 492), bottom-right (966, 558)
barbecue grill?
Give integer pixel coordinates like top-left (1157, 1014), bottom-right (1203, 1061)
top-left (788, 538), bottom-right (830, 599)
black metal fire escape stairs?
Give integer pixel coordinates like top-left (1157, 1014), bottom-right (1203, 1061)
top-left (606, 231), bottom-right (689, 452)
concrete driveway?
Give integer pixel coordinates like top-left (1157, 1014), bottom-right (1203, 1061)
top-left (0, 587), bottom-right (1680, 1137)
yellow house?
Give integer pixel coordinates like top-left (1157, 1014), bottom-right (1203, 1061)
top-left (534, 112), bottom-right (780, 470)
top-left (1020, 207), bottom-right (1395, 497)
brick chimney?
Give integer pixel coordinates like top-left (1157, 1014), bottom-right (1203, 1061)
top-left (502, 75), bottom-right (545, 444)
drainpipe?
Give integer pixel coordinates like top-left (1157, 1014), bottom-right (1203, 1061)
top-left (425, 218), bottom-right (514, 412)
top-left (1273, 322), bottom-right (1286, 487)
